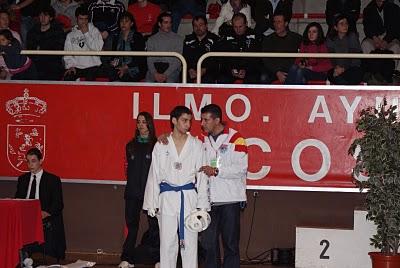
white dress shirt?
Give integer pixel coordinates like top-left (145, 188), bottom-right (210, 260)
top-left (25, 169), bottom-right (43, 199)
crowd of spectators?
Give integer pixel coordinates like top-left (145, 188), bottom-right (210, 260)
top-left (0, 0), bottom-right (400, 84)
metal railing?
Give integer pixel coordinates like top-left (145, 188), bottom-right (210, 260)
top-left (21, 50), bottom-right (188, 83)
top-left (196, 52), bottom-right (400, 84)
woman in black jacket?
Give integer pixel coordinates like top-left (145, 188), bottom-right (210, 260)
top-left (120, 111), bottom-right (159, 268)
top-left (109, 11), bottom-right (147, 82)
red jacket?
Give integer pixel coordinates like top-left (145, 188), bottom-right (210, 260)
top-left (295, 42), bottom-right (333, 73)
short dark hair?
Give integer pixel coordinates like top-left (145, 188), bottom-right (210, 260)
top-left (157, 11), bottom-right (172, 24)
top-left (39, 5), bottom-right (56, 18)
top-left (192, 14), bottom-right (207, 25)
top-left (0, 29), bottom-right (13, 41)
top-left (170, 106), bottom-right (192, 130)
top-left (201, 104), bottom-right (222, 121)
top-left (232, 12), bottom-right (247, 25)
top-left (26, 148), bottom-right (43, 160)
top-left (75, 5), bottom-right (89, 18)
top-left (273, 10), bottom-right (288, 23)
top-left (0, 9), bottom-right (10, 16)
top-left (302, 22), bottom-right (325, 45)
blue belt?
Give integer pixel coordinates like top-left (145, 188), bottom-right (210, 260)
top-left (159, 181), bottom-right (196, 248)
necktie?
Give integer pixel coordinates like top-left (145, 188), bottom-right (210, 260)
top-left (29, 175), bottom-right (36, 199)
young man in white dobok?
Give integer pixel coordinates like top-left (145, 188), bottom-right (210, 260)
top-left (143, 105), bottom-right (210, 268)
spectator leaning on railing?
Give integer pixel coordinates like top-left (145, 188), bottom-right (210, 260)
top-left (326, 14), bottom-right (363, 85)
top-left (183, 14), bottom-right (219, 83)
top-left (26, 6), bottom-right (66, 80)
top-left (261, 11), bottom-right (302, 84)
top-left (215, 12), bottom-right (262, 84)
top-left (0, 9), bottom-right (21, 80)
top-left (145, 12), bottom-right (183, 83)
top-left (285, 22), bottom-right (332, 85)
top-left (63, 5), bottom-right (107, 81)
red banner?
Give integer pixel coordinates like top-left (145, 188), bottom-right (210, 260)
top-left (0, 82), bottom-right (398, 190)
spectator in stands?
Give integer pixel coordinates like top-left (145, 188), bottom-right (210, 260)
top-left (362, 0), bottom-right (400, 76)
top-left (0, 29), bottom-right (37, 79)
top-left (26, 6), bottom-right (65, 80)
top-left (52, 0), bottom-right (79, 32)
top-left (249, 0), bottom-right (293, 36)
top-left (63, 6), bottom-right (106, 81)
top-left (325, 0), bottom-right (360, 35)
top-left (326, 14), bottom-right (363, 85)
top-left (0, 9), bottom-right (21, 79)
top-left (10, 0), bottom-right (49, 47)
top-left (171, 0), bottom-right (206, 33)
top-left (285, 22), bottom-right (332, 85)
top-left (261, 12), bottom-right (301, 84)
top-left (183, 15), bottom-right (218, 83)
top-left (212, 0), bottom-right (251, 37)
top-left (145, 12), bottom-right (183, 83)
top-left (88, 0), bottom-right (125, 49)
top-left (215, 13), bottom-right (262, 84)
top-left (128, 0), bottom-right (160, 38)
top-left (107, 11), bottom-right (146, 82)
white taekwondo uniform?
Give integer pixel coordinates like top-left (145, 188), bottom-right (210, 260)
top-left (143, 134), bottom-right (210, 268)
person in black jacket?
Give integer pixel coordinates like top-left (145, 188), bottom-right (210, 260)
top-left (361, 0), bottom-right (400, 54)
top-left (183, 15), bottom-right (219, 83)
top-left (215, 13), bottom-right (262, 84)
top-left (325, 0), bottom-right (360, 34)
top-left (248, 0), bottom-right (292, 35)
top-left (26, 6), bottom-right (65, 80)
top-left (15, 148), bottom-right (66, 261)
top-left (119, 111), bottom-right (159, 268)
top-left (108, 11), bottom-right (146, 82)
top-left (361, 0), bottom-right (400, 80)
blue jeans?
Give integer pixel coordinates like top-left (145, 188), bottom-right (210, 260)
top-left (200, 203), bottom-right (241, 268)
top-left (285, 64), bottom-right (327, 85)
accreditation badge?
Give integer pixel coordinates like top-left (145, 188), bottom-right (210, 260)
top-left (174, 162), bottom-right (182, 170)
top-left (210, 159), bottom-right (217, 168)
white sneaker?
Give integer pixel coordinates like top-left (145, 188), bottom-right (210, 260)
top-left (118, 261), bottom-right (135, 268)
top-left (154, 262), bottom-right (160, 268)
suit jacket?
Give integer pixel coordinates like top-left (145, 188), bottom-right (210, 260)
top-left (363, 0), bottom-right (400, 42)
top-left (15, 171), bottom-right (66, 259)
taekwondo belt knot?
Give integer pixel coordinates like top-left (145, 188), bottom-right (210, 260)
top-left (159, 181), bottom-right (196, 248)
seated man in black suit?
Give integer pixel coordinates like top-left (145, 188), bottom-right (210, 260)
top-left (15, 148), bottom-right (66, 261)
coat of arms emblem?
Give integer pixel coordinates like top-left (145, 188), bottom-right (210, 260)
top-left (5, 89), bottom-right (47, 171)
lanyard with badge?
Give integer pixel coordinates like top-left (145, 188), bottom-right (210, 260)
top-left (208, 134), bottom-right (229, 169)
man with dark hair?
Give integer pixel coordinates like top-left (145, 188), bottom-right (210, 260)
top-left (362, 0), bottom-right (400, 79)
top-left (199, 103), bottom-right (248, 268)
top-left (249, 0), bottom-right (293, 35)
top-left (215, 13), bottom-right (262, 84)
top-left (145, 12), bottom-right (183, 83)
top-left (63, 5), bottom-right (106, 81)
top-left (261, 12), bottom-right (302, 83)
top-left (15, 148), bottom-right (66, 260)
top-left (325, 0), bottom-right (361, 34)
top-left (143, 105), bottom-right (209, 268)
top-left (26, 6), bottom-right (65, 80)
top-left (183, 15), bottom-right (218, 83)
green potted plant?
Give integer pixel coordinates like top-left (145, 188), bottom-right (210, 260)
top-left (349, 100), bottom-right (400, 268)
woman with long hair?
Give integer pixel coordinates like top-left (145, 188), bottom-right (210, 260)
top-left (285, 22), bottom-right (332, 84)
top-left (119, 112), bottom-right (159, 268)
top-left (109, 11), bottom-right (147, 82)
top-left (326, 14), bottom-right (363, 85)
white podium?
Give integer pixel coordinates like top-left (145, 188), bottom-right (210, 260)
top-left (296, 210), bottom-right (376, 268)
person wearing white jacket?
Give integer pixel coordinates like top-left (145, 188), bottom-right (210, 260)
top-left (211, 0), bottom-right (251, 35)
top-left (143, 106), bottom-right (210, 268)
top-left (63, 6), bottom-right (104, 81)
top-left (198, 104), bottom-right (248, 268)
